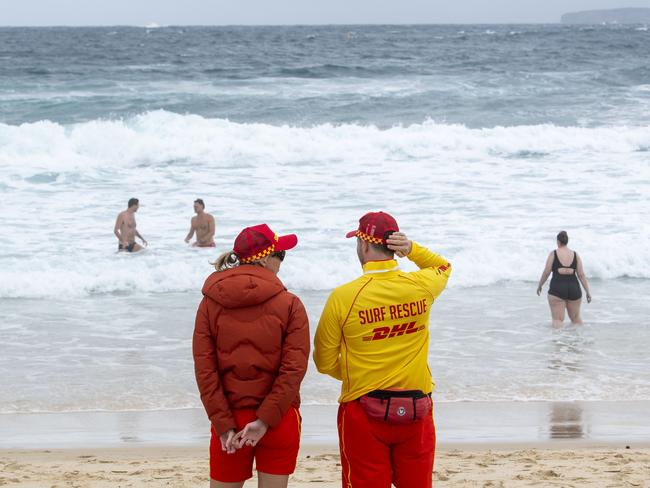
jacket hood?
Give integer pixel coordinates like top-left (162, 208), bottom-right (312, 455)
top-left (202, 265), bottom-right (286, 309)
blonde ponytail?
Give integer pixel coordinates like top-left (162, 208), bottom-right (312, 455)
top-left (212, 251), bottom-right (240, 272)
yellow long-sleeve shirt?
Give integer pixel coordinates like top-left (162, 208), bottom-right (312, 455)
top-left (313, 242), bottom-right (451, 403)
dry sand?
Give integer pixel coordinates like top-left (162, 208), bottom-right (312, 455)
top-left (1, 445), bottom-right (649, 487)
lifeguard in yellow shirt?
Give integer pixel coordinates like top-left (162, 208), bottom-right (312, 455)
top-left (313, 211), bottom-right (451, 488)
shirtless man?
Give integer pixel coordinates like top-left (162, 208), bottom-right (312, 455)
top-left (185, 199), bottom-right (216, 247)
top-left (114, 198), bottom-right (148, 253)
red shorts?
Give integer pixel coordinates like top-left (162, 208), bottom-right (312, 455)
top-left (210, 408), bottom-right (301, 482)
top-left (337, 400), bottom-right (435, 488)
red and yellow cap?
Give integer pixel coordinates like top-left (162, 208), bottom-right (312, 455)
top-left (234, 224), bottom-right (298, 264)
top-left (346, 211), bottom-right (399, 244)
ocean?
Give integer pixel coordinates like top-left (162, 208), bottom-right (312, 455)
top-left (1, 25), bottom-right (649, 423)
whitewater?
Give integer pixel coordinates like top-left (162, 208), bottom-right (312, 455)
top-left (1, 112), bottom-right (649, 298)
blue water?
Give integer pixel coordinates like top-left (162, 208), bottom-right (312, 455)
top-left (1, 24), bottom-right (649, 127)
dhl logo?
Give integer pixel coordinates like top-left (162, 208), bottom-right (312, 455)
top-left (362, 321), bottom-right (426, 341)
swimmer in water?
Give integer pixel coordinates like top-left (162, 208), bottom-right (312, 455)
top-left (537, 231), bottom-right (592, 327)
top-left (114, 198), bottom-right (147, 253)
top-left (185, 198), bottom-right (216, 247)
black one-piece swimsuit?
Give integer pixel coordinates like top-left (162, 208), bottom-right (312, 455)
top-left (548, 250), bottom-right (582, 301)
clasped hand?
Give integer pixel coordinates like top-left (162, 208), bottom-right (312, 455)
top-left (219, 419), bottom-right (268, 454)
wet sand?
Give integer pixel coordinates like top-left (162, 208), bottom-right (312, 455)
top-left (2, 401), bottom-right (649, 449)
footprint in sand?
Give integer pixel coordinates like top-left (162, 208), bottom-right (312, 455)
top-left (535, 469), bottom-right (560, 478)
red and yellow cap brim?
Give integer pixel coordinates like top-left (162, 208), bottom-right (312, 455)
top-left (239, 233), bottom-right (298, 263)
top-left (345, 229), bottom-right (384, 245)
top-left (239, 243), bottom-right (276, 263)
top-left (275, 233), bottom-right (298, 252)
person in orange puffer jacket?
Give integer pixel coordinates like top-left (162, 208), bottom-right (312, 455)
top-left (193, 223), bottom-right (310, 488)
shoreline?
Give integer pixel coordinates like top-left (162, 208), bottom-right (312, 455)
top-left (1, 400), bottom-right (649, 450)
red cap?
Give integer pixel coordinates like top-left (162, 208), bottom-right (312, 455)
top-left (346, 211), bottom-right (399, 244)
top-left (234, 224), bottom-right (298, 264)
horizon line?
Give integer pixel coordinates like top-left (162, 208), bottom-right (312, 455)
top-left (0, 21), bottom-right (570, 28)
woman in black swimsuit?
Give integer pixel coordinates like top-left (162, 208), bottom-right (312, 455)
top-left (537, 231), bottom-right (592, 327)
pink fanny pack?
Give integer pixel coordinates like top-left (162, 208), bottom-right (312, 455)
top-left (359, 390), bottom-right (432, 424)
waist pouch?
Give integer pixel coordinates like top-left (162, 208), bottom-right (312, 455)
top-left (359, 390), bottom-right (432, 424)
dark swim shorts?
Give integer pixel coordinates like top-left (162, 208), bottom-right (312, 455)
top-left (118, 242), bottom-right (136, 252)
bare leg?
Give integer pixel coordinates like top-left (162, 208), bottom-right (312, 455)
top-left (211, 480), bottom-right (245, 488)
top-left (547, 294), bottom-right (566, 327)
top-left (132, 243), bottom-right (144, 252)
top-left (258, 472), bottom-right (289, 488)
top-left (566, 299), bottom-right (583, 325)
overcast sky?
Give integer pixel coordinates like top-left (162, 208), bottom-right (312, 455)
top-left (1, 0), bottom-right (649, 26)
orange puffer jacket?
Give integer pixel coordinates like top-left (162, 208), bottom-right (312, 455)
top-left (193, 264), bottom-right (310, 436)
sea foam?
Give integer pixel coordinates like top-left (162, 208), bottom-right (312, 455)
top-left (1, 111), bottom-right (648, 298)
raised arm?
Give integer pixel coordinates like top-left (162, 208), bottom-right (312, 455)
top-left (537, 252), bottom-right (554, 296)
top-left (388, 233), bottom-right (452, 300)
top-left (388, 233), bottom-right (450, 271)
top-left (576, 254), bottom-right (592, 303)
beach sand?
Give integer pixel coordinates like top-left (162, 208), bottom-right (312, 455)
top-left (1, 445), bottom-right (649, 487)
top-left (2, 402), bottom-right (649, 486)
